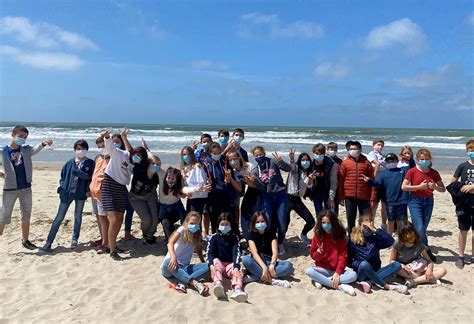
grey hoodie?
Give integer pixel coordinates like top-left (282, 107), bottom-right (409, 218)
top-left (1, 143), bottom-right (45, 190)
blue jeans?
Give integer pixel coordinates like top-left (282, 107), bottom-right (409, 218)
top-left (263, 190), bottom-right (288, 244)
top-left (47, 198), bottom-right (86, 243)
top-left (408, 196), bottom-right (434, 247)
top-left (161, 257), bottom-right (210, 284)
top-left (306, 266), bottom-right (358, 288)
top-left (124, 194), bottom-right (134, 232)
top-left (242, 255), bottom-right (293, 279)
top-left (357, 261), bottom-right (401, 288)
top-left (312, 191), bottom-right (329, 214)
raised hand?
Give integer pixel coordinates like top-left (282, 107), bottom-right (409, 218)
top-left (289, 148), bottom-right (295, 162)
top-left (100, 129), bottom-right (111, 138)
top-left (224, 167), bottom-right (232, 184)
top-left (272, 151), bottom-right (282, 163)
top-left (121, 128), bottom-right (129, 138)
top-left (42, 138), bottom-right (53, 146)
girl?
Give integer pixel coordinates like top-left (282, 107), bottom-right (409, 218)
top-left (128, 147), bottom-right (159, 245)
top-left (390, 222), bottom-right (447, 288)
top-left (226, 150), bottom-right (259, 239)
top-left (306, 210), bottom-right (357, 296)
top-left (161, 211), bottom-right (210, 295)
top-left (100, 129), bottom-right (133, 260)
top-left (251, 146), bottom-right (292, 254)
top-left (402, 149), bottom-right (446, 262)
top-left (311, 143), bottom-right (339, 214)
top-left (158, 167), bottom-right (186, 241)
top-left (348, 214), bottom-right (408, 294)
top-left (207, 214), bottom-right (248, 302)
top-left (286, 150), bottom-right (316, 245)
top-left (42, 140), bottom-right (94, 251)
top-left (180, 146), bottom-right (211, 235)
top-left (398, 145), bottom-right (416, 169)
top-left (242, 212), bottom-right (293, 288)
top-left (204, 142), bottom-right (234, 233)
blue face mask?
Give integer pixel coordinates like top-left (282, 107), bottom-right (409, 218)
top-left (417, 160), bottom-right (430, 168)
top-left (183, 155), bottom-right (191, 164)
top-left (322, 223), bottom-right (332, 233)
top-left (255, 222), bottom-right (267, 232)
top-left (211, 154), bottom-right (221, 161)
top-left (113, 143), bottom-right (122, 149)
top-left (132, 155), bottom-right (142, 164)
top-left (300, 160), bottom-right (311, 169)
top-left (219, 225), bottom-right (231, 234)
top-left (255, 156), bottom-right (266, 165)
top-left (187, 224), bottom-right (201, 233)
top-left (313, 154), bottom-right (324, 162)
top-left (149, 164), bottom-right (159, 174)
top-left (219, 137), bottom-right (228, 145)
top-left (202, 142), bottom-right (210, 149)
top-left (468, 152), bottom-right (474, 159)
top-left (15, 137), bottom-right (26, 145)
top-left (233, 136), bottom-right (242, 143)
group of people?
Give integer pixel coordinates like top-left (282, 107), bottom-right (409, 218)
top-left (1, 124), bottom-right (472, 301)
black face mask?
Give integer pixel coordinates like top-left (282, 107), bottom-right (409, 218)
top-left (362, 227), bottom-right (372, 238)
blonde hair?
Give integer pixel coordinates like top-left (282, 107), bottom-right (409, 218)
top-left (182, 211), bottom-right (202, 244)
top-left (399, 145), bottom-right (413, 158)
top-left (350, 214), bottom-right (372, 245)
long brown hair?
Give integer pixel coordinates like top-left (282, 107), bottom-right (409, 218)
top-left (163, 167), bottom-right (183, 196)
top-left (314, 209), bottom-right (345, 241)
top-left (180, 146), bottom-right (198, 170)
top-left (397, 222), bottom-right (421, 247)
top-left (250, 211), bottom-right (268, 232)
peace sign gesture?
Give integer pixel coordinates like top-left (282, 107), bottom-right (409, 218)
top-left (121, 128), bottom-right (129, 138)
top-left (272, 151), bottom-right (282, 163)
top-left (100, 129), bottom-right (111, 138)
top-left (308, 170), bottom-right (318, 180)
top-left (289, 148), bottom-right (295, 162)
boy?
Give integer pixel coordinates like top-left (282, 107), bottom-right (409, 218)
top-left (338, 141), bottom-right (374, 234)
top-left (217, 129), bottom-right (229, 151)
top-left (362, 153), bottom-right (409, 235)
top-left (450, 139), bottom-right (474, 269)
top-left (327, 142), bottom-right (342, 165)
top-left (367, 139), bottom-right (387, 230)
top-left (0, 125), bottom-right (53, 249)
top-left (223, 128), bottom-right (248, 162)
top-left (42, 140), bottom-right (94, 251)
top-left (311, 143), bottom-right (338, 214)
top-left (193, 133), bottom-right (212, 163)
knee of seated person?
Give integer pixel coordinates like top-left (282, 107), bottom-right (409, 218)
top-left (242, 255), bottom-right (252, 266)
top-left (359, 261), bottom-right (371, 270)
top-left (392, 261), bottom-right (402, 271)
top-left (305, 266), bottom-right (314, 275)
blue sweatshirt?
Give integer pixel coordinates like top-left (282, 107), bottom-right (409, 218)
top-left (58, 158), bottom-right (95, 201)
top-left (368, 167), bottom-right (409, 205)
top-left (206, 232), bottom-right (241, 269)
top-left (348, 228), bottom-right (394, 272)
top-left (204, 157), bottom-right (227, 191)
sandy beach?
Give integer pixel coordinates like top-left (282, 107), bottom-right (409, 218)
top-left (0, 163), bottom-right (472, 323)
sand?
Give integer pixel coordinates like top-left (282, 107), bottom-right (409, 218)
top-left (0, 163), bottom-right (472, 323)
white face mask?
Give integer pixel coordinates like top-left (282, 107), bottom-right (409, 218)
top-left (99, 147), bottom-right (107, 155)
top-left (327, 150), bottom-right (337, 157)
top-left (349, 150), bottom-right (360, 158)
top-left (75, 150), bottom-right (87, 158)
top-left (386, 162), bottom-right (398, 169)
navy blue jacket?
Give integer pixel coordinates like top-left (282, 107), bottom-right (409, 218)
top-left (207, 232), bottom-right (241, 269)
top-left (368, 167), bottom-right (409, 205)
top-left (58, 158), bottom-right (95, 201)
top-left (348, 229), bottom-right (394, 272)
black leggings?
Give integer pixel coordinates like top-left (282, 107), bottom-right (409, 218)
top-left (286, 194), bottom-right (316, 235)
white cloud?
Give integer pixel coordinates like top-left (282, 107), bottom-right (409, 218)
top-left (191, 60), bottom-right (229, 71)
top-left (0, 45), bottom-right (84, 71)
top-left (365, 18), bottom-right (427, 55)
top-left (314, 62), bottom-right (350, 80)
top-left (392, 64), bottom-right (460, 88)
top-left (0, 16), bottom-right (98, 50)
top-left (238, 12), bottom-right (324, 40)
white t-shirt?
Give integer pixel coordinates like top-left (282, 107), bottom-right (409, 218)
top-left (104, 137), bottom-right (133, 185)
top-left (161, 226), bottom-right (194, 268)
top-left (182, 164), bottom-right (208, 199)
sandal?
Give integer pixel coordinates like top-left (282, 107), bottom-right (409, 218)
top-left (169, 282), bottom-right (187, 294)
top-left (90, 239), bottom-right (103, 247)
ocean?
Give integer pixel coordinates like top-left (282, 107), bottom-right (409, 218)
top-left (1, 122), bottom-right (472, 171)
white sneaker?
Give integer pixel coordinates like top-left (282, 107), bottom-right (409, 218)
top-left (278, 244), bottom-right (285, 255)
top-left (213, 283), bottom-right (226, 299)
top-left (338, 284), bottom-right (356, 296)
top-left (299, 233), bottom-right (311, 245)
top-left (243, 274), bottom-right (258, 284)
top-left (388, 284), bottom-right (408, 295)
top-left (271, 279), bottom-right (290, 288)
top-left (312, 280), bottom-right (323, 289)
top-left (229, 288), bottom-right (248, 303)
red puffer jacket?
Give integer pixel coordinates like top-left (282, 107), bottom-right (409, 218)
top-left (338, 155), bottom-right (374, 201)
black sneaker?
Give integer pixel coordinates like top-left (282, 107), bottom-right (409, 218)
top-left (116, 247), bottom-right (126, 253)
top-left (22, 240), bottom-right (38, 250)
top-left (110, 251), bottom-right (123, 261)
top-left (427, 249), bottom-right (437, 263)
top-left (455, 257), bottom-right (465, 269)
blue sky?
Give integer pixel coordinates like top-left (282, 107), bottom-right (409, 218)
top-left (0, 0), bottom-right (473, 129)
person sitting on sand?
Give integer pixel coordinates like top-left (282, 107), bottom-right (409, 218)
top-left (348, 214), bottom-right (408, 294)
top-left (207, 213), bottom-right (248, 302)
top-left (389, 222), bottom-right (447, 288)
top-left (161, 211), bottom-right (210, 296)
top-left (241, 211), bottom-right (293, 288)
top-left (306, 209), bottom-right (357, 296)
